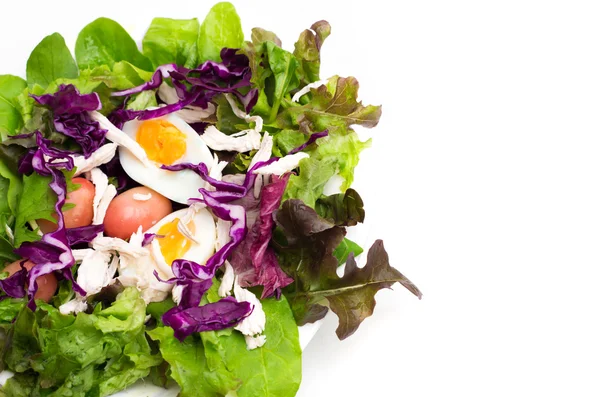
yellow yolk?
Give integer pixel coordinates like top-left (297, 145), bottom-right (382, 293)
top-left (136, 119), bottom-right (187, 165)
top-left (157, 218), bottom-right (195, 266)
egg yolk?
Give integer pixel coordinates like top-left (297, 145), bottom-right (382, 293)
top-left (136, 119), bottom-right (187, 165)
top-left (157, 218), bottom-right (195, 266)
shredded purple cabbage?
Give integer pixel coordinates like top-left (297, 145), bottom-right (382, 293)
top-left (289, 129), bottom-right (329, 154)
top-left (108, 48), bottom-right (257, 126)
top-left (142, 233), bottom-right (163, 247)
top-left (32, 85), bottom-right (106, 158)
top-left (65, 224), bottom-right (104, 246)
top-left (158, 189), bottom-right (251, 338)
top-left (13, 132), bottom-right (85, 309)
top-left (163, 296), bottom-right (253, 341)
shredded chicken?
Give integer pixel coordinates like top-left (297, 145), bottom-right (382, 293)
top-left (89, 111), bottom-right (152, 167)
top-left (291, 79), bottom-right (328, 103)
top-left (201, 125), bottom-right (262, 152)
top-left (253, 152), bottom-right (310, 176)
top-left (73, 143), bottom-right (117, 176)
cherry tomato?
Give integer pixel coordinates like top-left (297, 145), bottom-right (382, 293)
top-left (38, 177), bottom-right (95, 233)
top-left (103, 186), bottom-right (172, 240)
top-left (2, 260), bottom-right (58, 303)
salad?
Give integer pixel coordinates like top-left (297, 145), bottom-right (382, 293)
top-left (0, 2), bottom-right (422, 396)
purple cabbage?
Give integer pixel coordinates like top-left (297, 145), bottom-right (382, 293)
top-left (142, 233), bottom-right (163, 247)
top-left (163, 296), bottom-right (253, 341)
top-left (289, 129), bottom-right (329, 154)
top-left (159, 189), bottom-right (251, 338)
top-left (32, 85), bottom-right (106, 158)
top-left (230, 174), bottom-right (294, 298)
top-left (0, 261), bottom-right (27, 299)
top-left (14, 132), bottom-right (85, 309)
top-left (65, 224), bottom-right (104, 246)
top-left (109, 48), bottom-right (258, 126)
top-left (161, 162), bottom-right (246, 194)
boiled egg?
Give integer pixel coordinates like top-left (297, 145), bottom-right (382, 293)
top-left (145, 208), bottom-right (217, 278)
top-left (119, 113), bottom-right (213, 204)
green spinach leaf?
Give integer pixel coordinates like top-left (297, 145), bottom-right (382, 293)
top-left (26, 33), bottom-right (78, 89)
top-left (143, 18), bottom-right (200, 68)
top-left (75, 18), bottom-right (152, 71)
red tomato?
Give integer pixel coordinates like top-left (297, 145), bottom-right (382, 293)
top-left (103, 186), bottom-right (172, 240)
top-left (3, 260), bottom-right (58, 303)
top-left (38, 177), bottom-right (95, 233)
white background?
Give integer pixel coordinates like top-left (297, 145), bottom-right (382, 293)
top-left (1, 0), bottom-right (600, 396)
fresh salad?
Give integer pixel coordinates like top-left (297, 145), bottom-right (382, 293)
top-left (0, 3), bottom-right (422, 396)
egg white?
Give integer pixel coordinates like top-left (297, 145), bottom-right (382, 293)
top-left (119, 113), bottom-right (213, 204)
top-left (145, 208), bottom-right (217, 278)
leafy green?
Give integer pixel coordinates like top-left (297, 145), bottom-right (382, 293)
top-left (333, 238), bottom-right (364, 266)
top-left (198, 2), bottom-right (244, 62)
top-left (315, 188), bottom-right (365, 227)
top-left (0, 157), bottom-right (22, 216)
top-left (0, 299), bottom-right (25, 328)
top-left (276, 75), bottom-right (382, 132)
top-left (75, 18), bottom-right (152, 71)
top-left (272, 129), bottom-right (307, 157)
top-left (283, 130), bottom-right (370, 207)
top-left (143, 18), bottom-right (200, 68)
top-left (204, 297), bottom-right (302, 397)
top-left (13, 173), bottom-right (56, 247)
top-left (26, 33), bottom-right (78, 89)
top-left (148, 281), bottom-right (301, 397)
top-left (126, 90), bottom-right (157, 111)
top-left (264, 43), bottom-right (300, 123)
top-left (276, 199), bottom-right (422, 339)
top-left (0, 75), bottom-right (27, 139)
top-left (294, 21), bottom-right (331, 85)
top-left (148, 327), bottom-right (239, 397)
top-left (1, 288), bottom-right (160, 396)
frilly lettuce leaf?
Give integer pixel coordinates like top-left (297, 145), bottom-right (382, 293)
top-left (275, 199), bottom-right (421, 339)
top-left (1, 288), bottom-right (161, 395)
top-left (294, 20), bottom-right (331, 85)
top-left (277, 75), bottom-right (382, 132)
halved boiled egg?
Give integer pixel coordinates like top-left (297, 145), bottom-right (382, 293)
top-left (119, 113), bottom-right (213, 204)
top-left (145, 208), bottom-right (217, 278)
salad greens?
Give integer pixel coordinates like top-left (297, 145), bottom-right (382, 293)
top-left (0, 2), bottom-right (421, 396)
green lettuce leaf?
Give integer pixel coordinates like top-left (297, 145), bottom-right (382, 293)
top-left (198, 2), bottom-right (244, 63)
top-left (283, 130), bottom-right (370, 207)
top-left (147, 327), bottom-right (239, 397)
top-left (143, 18), bottom-right (200, 68)
top-left (276, 75), bottom-right (381, 132)
top-left (149, 283), bottom-right (301, 397)
top-left (0, 157), bottom-right (22, 217)
top-left (0, 75), bottom-right (27, 139)
top-left (13, 173), bottom-right (57, 247)
top-left (75, 18), bottom-right (152, 71)
top-left (26, 33), bottom-right (79, 89)
top-left (276, 199), bottom-right (422, 339)
top-left (315, 188), bottom-right (365, 227)
top-left (294, 20), bottom-right (331, 85)
top-left (2, 288), bottom-right (160, 396)
top-left (203, 296), bottom-right (302, 397)
top-left (333, 237), bottom-right (364, 266)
